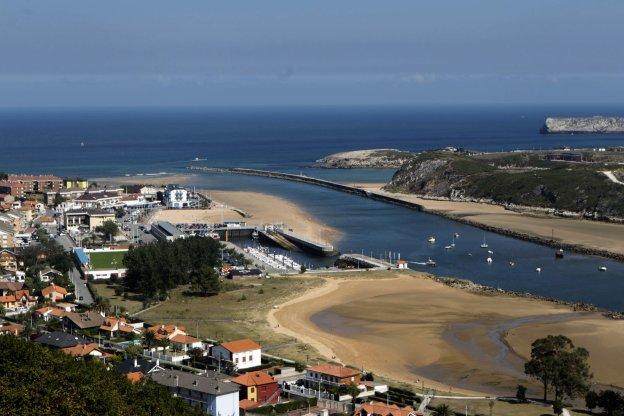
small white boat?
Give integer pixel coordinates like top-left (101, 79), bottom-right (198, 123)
top-left (444, 245), bottom-right (453, 250)
top-left (425, 258), bottom-right (437, 266)
top-left (599, 266), bottom-right (607, 272)
top-left (509, 261), bottom-right (515, 267)
top-left (536, 267), bottom-right (542, 273)
top-left (486, 257), bottom-right (493, 264)
top-left (487, 250), bottom-right (494, 254)
top-left (428, 236), bottom-right (436, 244)
top-left (251, 230), bottom-right (259, 239)
top-left (454, 232), bottom-right (460, 238)
top-left (480, 234), bottom-right (488, 248)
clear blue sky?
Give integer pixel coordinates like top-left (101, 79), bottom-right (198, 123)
top-left (1, 1), bottom-right (623, 107)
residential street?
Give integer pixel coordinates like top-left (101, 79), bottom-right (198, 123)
top-left (54, 234), bottom-right (94, 305)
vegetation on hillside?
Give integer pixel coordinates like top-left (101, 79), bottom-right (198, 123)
top-left (123, 236), bottom-right (221, 300)
top-left (0, 335), bottom-right (203, 416)
top-left (386, 151), bottom-right (624, 217)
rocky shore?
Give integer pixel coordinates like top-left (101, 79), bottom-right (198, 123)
top-left (313, 149), bottom-right (414, 168)
top-left (541, 116), bottom-right (624, 134)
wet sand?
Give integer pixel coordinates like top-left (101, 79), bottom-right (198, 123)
top-left (270, 272), bottom-right (624, 396)
top-left (355, 183), bottom-right (624, 258)
top-left (152, 190), bottom-right (341, 244)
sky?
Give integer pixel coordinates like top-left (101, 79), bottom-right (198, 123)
top-left (1, 1), bottom-right (623, 107)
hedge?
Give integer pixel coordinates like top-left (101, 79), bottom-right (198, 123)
top-left (250, 397), bottom-right (318, 415)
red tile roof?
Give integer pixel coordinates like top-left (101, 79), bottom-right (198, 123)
top-left (170, 334), bottom-right (201, 345)
top-left (308, 364), bottom-right (361, 379)
top-left (358, 401), bottom-right (417, 416)
top-left (61, 343), bottom-right (102, 357)
top-left (230, 371), bottom-right (277, 387)
top-left (219, 339), bottom-right (261, 353)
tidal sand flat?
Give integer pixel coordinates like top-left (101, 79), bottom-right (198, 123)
top-left (152, 189), bottom-right (341, 244)
top-left (270, 272), bottom-right (624, 396)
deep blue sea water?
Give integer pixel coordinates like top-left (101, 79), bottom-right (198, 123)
top-left (2, 105), bottom-right (624, 310)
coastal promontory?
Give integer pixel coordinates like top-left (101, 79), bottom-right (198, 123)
top-left (313, 149), bottom-right (415, 168)
top-left (384, 150), bottom-right (624, 219)
top-left (541, 116), bottom-right (624, 134)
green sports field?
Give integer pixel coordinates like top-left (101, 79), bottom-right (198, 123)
top-left (89, 251), bottom-right (127, 270)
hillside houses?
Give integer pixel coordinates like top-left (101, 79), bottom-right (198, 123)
top-left (211, 339), bottom-right (262, 370)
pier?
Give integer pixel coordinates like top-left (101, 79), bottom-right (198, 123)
top-left (339, 253), bottom-right (396, 269)
top-left (274, 228), bottom-right (335, 256)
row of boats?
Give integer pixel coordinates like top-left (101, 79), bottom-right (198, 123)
top-left (424, 233), bottom-right (608, 272)
top-left (243, 245), bottom-right (301, 271)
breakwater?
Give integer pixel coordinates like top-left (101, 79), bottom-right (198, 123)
top-left (188, 166), bottom-right (624, 262)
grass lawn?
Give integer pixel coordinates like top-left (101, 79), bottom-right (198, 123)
top-left (91, 282), bottom-right (144, 314)
top-left (428, 398), bottom-right (587, 416)
top-left (89, 251), bottom-right (127, 270)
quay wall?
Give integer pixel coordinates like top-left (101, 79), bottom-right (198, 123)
top-left (188, 166), bottom-right (624, 262)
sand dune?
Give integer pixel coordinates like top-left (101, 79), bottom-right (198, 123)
top-left (270, 272), bottom-right (624, 396)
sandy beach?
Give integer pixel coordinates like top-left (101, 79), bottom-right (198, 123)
top-left (270, 272), bottom-right (624, 396)
top-left (355, 183), bottom-right (624, 258)
top-left (151, 189), bottom-right (341, 244)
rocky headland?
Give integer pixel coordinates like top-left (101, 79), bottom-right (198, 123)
top-left (541, 116), bottom-right (624, 134)
top-left (313, 149), bottom-right (415, 168)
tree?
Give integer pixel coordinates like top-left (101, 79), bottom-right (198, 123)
top-left (585, 390), bottom-right (599, 413)
top-left (516, 384), bottom-right (527, 403)
top-left (344, 383), bottom-right (360, 403)
top-left (300, 264), bottom-right (307, 274)
top-left (0, 304), bottom-right (5, 317)
top-left (552, 399), bottom-right (564, 415)
top-left (125, 344), bottom-right (144, 359)
top-left (143, 330), bottom-right (155, 349)
top-left (53, 193), bottom-right (66, 207)
top-left (432, 404), bottom-right (453, 416)
top-left (95, 220), bottom-right (119, 242)
top-left (524, 335), bottom-right (592, 402)
top-left (190, 266), bottom-right (220, 296)
top-left (188, 347), bottom-right (204, 368)
top-left (597, 390), bottom-right (624, 416)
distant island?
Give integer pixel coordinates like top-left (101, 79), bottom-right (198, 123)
top-left (541, 116), bottom-right (624, 134)
top-left (313, 148), bottom-right (415, 168)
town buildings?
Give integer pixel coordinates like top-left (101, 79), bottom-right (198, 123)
top-left (356, 401), bottom-right (420, 416)
top-left (148, 368), bottom-right (240, 416)
top-left (164, 185), bottom-right (190, 209)
top-left (0, 174), bottom-right (62, 197)
top-left (41, 284), bottom-right (69, 302)
top-left (230, 371), bottom-right (280, 408)
top-left (64, 208), bottom-right (116, 231)
top-left (305, 364), bottom-right (362, 387)
top-left (211, 339), bottom-right (262, 370)
top-left (150, 221), bottom-right (185, 241)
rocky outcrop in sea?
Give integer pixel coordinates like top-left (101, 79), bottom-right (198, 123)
top-left (313, 149), bottom-right (415, 169)
top-left (541, 116), bottom-right (624, 134)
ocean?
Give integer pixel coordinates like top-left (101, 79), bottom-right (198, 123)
top-left (2, 105), bottom-right (624, 310)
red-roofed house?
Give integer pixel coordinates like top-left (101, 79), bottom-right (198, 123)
top-left (305, 364), bottom-right (362, 387)
top-left (0, 322), bottom-right (25, 336)
top-left (231, 371), bottom-right (280, 407)
top-left (61, 343), bottom-right (104, 358)
top-left (41, 284), bottom-right (68, 302)
top-left (211, 339), bottom-right (262, 370)
top-left (99, 316), bottom-right (143, 338)
top-left (35, 306), bottom-right (68, 321)
top-left (356, 401), bottom-right (421, 416)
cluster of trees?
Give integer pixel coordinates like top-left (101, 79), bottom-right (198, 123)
top-left (123, 236), bottom-right (221, 300)
top-left (586, 390), bottom-right (624, 416)
top-left (524, 335), bottom-right (592, 412)
top-left (95, 220), bottom-right (119, 242)
top-left (0, 335), bottom-right (204, 416)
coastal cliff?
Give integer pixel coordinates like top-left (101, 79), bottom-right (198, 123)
top-left (541, 116), bottom-right (624, 134)
top-left (313, 149), bottom-right (415, 168)
top-left (384, 151), bottom-right (624, 218)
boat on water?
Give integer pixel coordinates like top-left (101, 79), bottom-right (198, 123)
top-left (487, 249), bottom-right (494, 254)
top-left (486, 257), bottom-right (493, 264)
top-left (194, 157), bottom-right (207, 161)
top-left (480, 234), bottom-right (488, 248)
top-left (555, 249), bottom-right (564, 259)
top-left (444, 245), bottom-right (453, 250)
top-left (454, 232), bottom-right (460, 239)
top-left (425, 258), bottom-right (437, 266)
top-left (599, 266), bottom-right (607, 272)
top-left (427, 236), bottom-right (436, 244)
top-left (509, 261), bottom-right (515, 266)
top-left (536, 267), bottom-right (542, 273)
top-left (251, 230), bottom-right (259, 239)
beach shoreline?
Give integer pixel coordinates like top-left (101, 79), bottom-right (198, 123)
top-left (269, 271), bottom-right (624, 396)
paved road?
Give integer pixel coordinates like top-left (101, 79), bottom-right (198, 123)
top-left (53, 234), bottom-right (94, 305)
